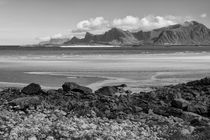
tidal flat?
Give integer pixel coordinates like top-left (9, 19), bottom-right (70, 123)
top-left (0, 47), bottom-right (210, 91)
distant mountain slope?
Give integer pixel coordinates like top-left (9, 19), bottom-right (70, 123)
top-left (40, 21), bottom-right (210, 46)
top-left (64, 28), bottom-right (141, 46)
top-left (39, 38), bottom-right (70, 46)
top-left (152, 21), bottom-right (210, 45)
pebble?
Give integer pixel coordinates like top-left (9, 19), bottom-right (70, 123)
top-left (180, 129), bottom-right (191, 135)
top-left (28, 136), bottom-right (37, 140)
top-left (46, 136), bottom-right (55, 140)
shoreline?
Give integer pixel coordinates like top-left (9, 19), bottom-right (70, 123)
top-left (1, 70), bottom-right (210, 92)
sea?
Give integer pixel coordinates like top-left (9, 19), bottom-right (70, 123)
top-left (1, 45), bottom-right (210, 92)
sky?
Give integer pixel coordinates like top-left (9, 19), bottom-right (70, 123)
top-left (0, 0), bottom-right (209, 45)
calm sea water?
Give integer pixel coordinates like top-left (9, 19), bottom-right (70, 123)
top-left (1, 46), bottom-right (210, 91)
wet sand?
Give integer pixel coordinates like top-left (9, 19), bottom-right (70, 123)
top-left (1, 52), bottom-right (210, 91)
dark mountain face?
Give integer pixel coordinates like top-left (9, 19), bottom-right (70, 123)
top-left (43, 21), bottom-right (210, 46)
top-left (152, 21), bottom-right (210, 45)
top-left (133, 31), bottom-right (151, 42)
top-left (64, 28), bottom-right (141, 45)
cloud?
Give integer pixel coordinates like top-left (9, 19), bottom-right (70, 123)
top-left (72, 17), bottom-right (109, 33)
top-left (37, 31), bottom-right (86, 41)
top-left (112, 15), bottom-right (190, 31)
top-left (72, 15), bottom-right (188, 33)
top-left (37, 33), bottom-right (65, 41)
top-left (51, 33), bottom-right (63, 39)
top-left (139, 15), bottom-right (177, 30)
top-left (112, 16), bottom-right (141, 30)
top-left (37, 36), bottom-right (51, 41)
top-left (200, 13), bottom-right (207, 18)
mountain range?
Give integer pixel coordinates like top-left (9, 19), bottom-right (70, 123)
top-left (40, 21), bottom-right (210, 46)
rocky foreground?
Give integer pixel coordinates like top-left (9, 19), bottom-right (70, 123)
top-left (1, 78), bottom-right (210, 139)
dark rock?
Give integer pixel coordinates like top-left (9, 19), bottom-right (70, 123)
top-left (187, 77), bottom-right (210, 86)
top-left (190, 118), bottom-right (205, 126)
top-left (62, 82), bottom-right (92, 94)
top-left (95, 86), bottom-right (118, 96)
top-left (166, 107), bottom-right (184, 118)
top-left (21, 83), bottom-right (42, 95)
top-left (171, 98), bottom-right (190, 110)
top-left (115, 84), bottom-right (127, 88)
top-left (125, 90), bottom-right (132, 94)
top-left (47, 89), bottom-right (62, 95)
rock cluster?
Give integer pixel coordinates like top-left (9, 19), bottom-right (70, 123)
top-left (1, 78), bottom-right (210, 122)
top-left (138, 78), bottom-right (210, 125)
top-left (1, 77), bottom-right (210, 139)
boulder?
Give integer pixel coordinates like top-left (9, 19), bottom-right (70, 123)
top-left (95, 86), bottom-right (118, 96)
top-left (166, 107), bottom-right (184, 118)
top-left (190, 118), bottom-right (206, 126)
top-left (62, 82), bottom-right (92, 94)
top-left (21, 83), bottom-right (42, 95)
top-left (171, 98), bottom-right (190, 110)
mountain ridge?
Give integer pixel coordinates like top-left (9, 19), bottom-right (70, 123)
top-left (40, 21), bottom-right (210, 46)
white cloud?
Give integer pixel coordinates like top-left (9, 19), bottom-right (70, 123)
top-left (37, 33), bottom-right (65, 41)
top-left (73, 17), bottom-right (109, 33)
top-left (200, 13), bottom-right (207, 18)
top-left (37, 31), bottom-right (86, 41)
top-left (112, 15), bottom-right (189, 31)
top-left (140, 15), bottom-right (177, 30)
top-left (72, 15), bottom-right (191, 33)
top-left (37, 36), bottom-right (51, 41)
top-left (112, 16), bottom-right (141, 30)
top-left (51, 33), bottom-right (63, 39)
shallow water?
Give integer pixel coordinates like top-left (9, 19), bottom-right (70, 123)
top-left (0, 46), bottom-right (210, 91)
